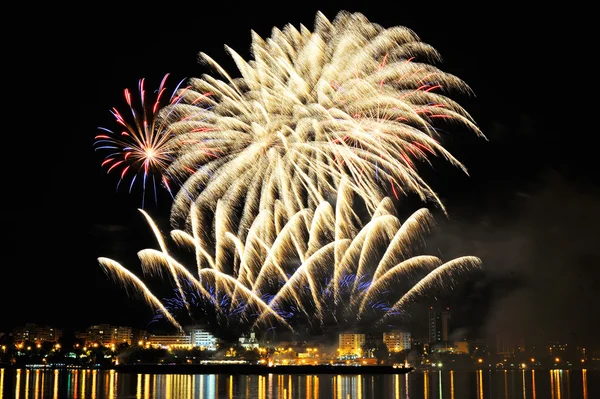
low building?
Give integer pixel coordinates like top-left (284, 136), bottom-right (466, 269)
top-left (239, 332), bottom-right (259, 350)
top-left (148, 334), bottom-right (191, 349)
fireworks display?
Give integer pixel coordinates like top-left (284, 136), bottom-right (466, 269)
top-left (94, 74), bottom-right (188, 208)
top-left (96, 10), bottom-right (484, 337)
top-left (99, 180), bottom-right (481, 336)
top-left (159, 10), bottom-right (483, 236)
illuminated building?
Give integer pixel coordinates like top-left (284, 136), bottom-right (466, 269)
top-left (13, 323), bottom-right (61, 344)
top-left (383, 331), bottom-right (412, 352)
top-left (188, 326), bottom-right (217, 350)
top-left (428, 307), bottom-right (449, 344)
top-left (338, 333), bottom-right (365, 358)
top-left (454, 341), bottom-right (469, 354)
top-left (148, 334), bottom-right (191, 349)
top-left (85, 324), bottom-right (132, 346)
top-left (238, 332), bottom-right (259, 350)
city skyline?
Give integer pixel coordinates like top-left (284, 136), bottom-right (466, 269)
top-left (3, 3), bottom-right (597, 350)
top-left (3, 320), bottom-right (596, 368)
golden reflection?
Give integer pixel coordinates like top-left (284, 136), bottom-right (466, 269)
top-left (258, 375), bottom-right (265, 399)
top-left (24, 369), bottom-right (30, 399)
top-left (229, 375), bottom-right (233, 399)
top-left (394, 374), bottom-right (400, 399)
top-left (314, 375), bottom-right (319, 399)
top-left (550, 371), bottom-right (555, 399)
top-left (582, 369), bottom-right (587, 399)
top-left (33, 370), bottom-right (40, 399)
top-left (504, 370), bottom-right (508, 399)
top-left (104, 370), bottom-right (109, 399)
top-left (306, 375), bottom-right (312, 399)
top-left (278, 375), bottom-right (285, 399)
top-left (174, 375), bottom-right (181, 398)
top-left (424, 371), bottom-right (429, 399)
top-left (0, 368), bottom-right (4, 399)
top-left (53, 370), bottom-right (60, 399)
top-left (358, 375), bottom-right (362, 399)
top-left (144, 374), bottom-right (150, 399)
top-left (136, 373), bottom-right (142, 399)
top-left (41, 370), bottom-right (46, 398)
top-left (450, 370), bottom-right (455, 399)
top-left (15, 369), bottom-right (21, 399)
top-left (268, 374), bottom-right (274, 399)
top-left (109, 370), bottom-right (116, 399)
top-left (522, 370), bottom-right (526, 399)
top-left (288, 375), bottom-right (293, 399)
top-left (531, 370), bottom-right (536, 399)
top-left (165, 374), bottom-right (172, 399)
top-left (476, 370), bottom-right (483, 399)
top-left (73, 370), bottom-right (79, 399)
top-left (91, 370), bottom-right (97, 399)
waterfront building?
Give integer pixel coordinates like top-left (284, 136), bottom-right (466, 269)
top-left (188, 326), bottom-right (218, 350)
top-left (13, 323), bottom-right (61, 344)
top-left (239, 332), bottom-right (259, 350)
top-left (454, 341), bottom-right (469, 354)
top-left (148, 334), bottom-right (191, 349)
top-left (383, 331), bottom-right (412, 352)
top-left (430, 340), bottom-right (470, 354)
top-left (85, 324), bottom-right (132, 346)
top-left (338, 333), bottom-right (365, 358)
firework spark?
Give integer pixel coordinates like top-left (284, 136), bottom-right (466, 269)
top-left (94, 74), bottom-right (188, 208)
top-left (160, 10), bottom-right (484, 239)
top-left (98, 180), bottom-right (481, 336)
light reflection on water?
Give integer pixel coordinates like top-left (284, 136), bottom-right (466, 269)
top-left (0, 368), bottom-right (596, 399)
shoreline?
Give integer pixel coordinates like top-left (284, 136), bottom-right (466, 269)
top-left (115, 364), bottom-right (414, 375)
top-left (4, 363), bottom-right (597, 374)
top-left (3, 363), bottom-right (414, 375)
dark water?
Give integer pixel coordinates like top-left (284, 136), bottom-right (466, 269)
top-left (0, 367), bottom-right (597, 399)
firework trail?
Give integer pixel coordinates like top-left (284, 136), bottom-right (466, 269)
top-left (159, 10), bottom-right (484, 242)
top-left (95, 10), bottom-right (485, 337)
top-left (94, 74), bottom-right (188, 208)
top-left (98, 180), bottom-right (481, 336)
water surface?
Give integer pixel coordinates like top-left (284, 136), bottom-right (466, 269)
top-left (0, 367), bottom-right (597, 398)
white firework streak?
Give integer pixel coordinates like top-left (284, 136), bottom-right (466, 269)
top-left (98, 180), bottom-right (482, 333)
top-left (158, 10), bottom-right (484, 244)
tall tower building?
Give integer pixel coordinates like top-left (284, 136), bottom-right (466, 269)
top-left (428, 307), bottom-right (450, 344)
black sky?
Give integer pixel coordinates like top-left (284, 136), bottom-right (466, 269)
top-left (3, 3), bottom-right (597, 345)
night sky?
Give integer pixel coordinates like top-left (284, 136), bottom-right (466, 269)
top-left (4, 4), bottom-right (597, 345)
